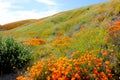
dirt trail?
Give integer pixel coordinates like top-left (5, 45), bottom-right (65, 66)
top-left (0, 72), bottom-right (18, 80)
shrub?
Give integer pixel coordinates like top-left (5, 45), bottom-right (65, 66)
top-left (0, 37), bottom-right (32, 74)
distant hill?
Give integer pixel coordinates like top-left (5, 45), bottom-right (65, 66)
top-left (0, 19), bottom-right (37, 30)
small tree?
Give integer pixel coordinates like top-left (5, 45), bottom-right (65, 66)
top-left (0, 37), bottom-right (32, 74)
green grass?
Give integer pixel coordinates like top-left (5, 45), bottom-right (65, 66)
top-left (0, 0), bottom-right (120, 79)
top-left (0, 0), bottom-right (119, 60)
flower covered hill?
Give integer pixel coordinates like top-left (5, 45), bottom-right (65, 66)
top-left (0, 19), bottom-right (38, 30)
top-left (0, 0), bottom-right (120, 80)
top-left (16, 20), bottom-right (120, 80)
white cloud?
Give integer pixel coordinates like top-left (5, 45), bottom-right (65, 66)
top-left (0, 1), bottom-right (12, 11)
top-left (0, 0), bottom-right (59, 25)
top-left (0, 10), bottom-right (58, 25)
top-left (36, 0), bottom-right (57, 6)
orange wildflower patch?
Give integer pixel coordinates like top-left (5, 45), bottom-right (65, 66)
top-left (22, 38), bottom-right (46, 46)
top-left (16, 76), bottom-right (27, 80)
top-left (0, 19), bottom-right (36, 30)
top-left (106, 20), bottom-right (120, 45)
top-left (28, 32), bottom-right (38, 35)
top-left (97, 15), bottom-right (104, 21)
top-left (17, 52), bottom-right (113, 80)
top-left (107, 20), bottom-right (120, 36)
top-left (12, 34), bottom-right (21, 38)
top-left (71, 51), bottom-right (79, 58)
top-left (102, 50), bottom-right (108, 56)
top-left (57, 31), bottom-right (64, 36)
top-left (51, 37), bottom-right (72, 48)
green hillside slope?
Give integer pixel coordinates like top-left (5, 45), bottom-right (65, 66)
top-left (1, 0), bottom-right (119, 40)
top-left (0, 0), bottom-right (120, 80)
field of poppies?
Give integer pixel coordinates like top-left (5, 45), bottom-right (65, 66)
top-left (16, 20), bottom-right (120, 80)
top-left (0, 0), bottom-right (120, 80)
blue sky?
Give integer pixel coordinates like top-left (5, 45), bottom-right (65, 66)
top-left (0, 0), bottom-right (107, 24)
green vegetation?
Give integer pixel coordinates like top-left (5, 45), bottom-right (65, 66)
top-left (0, 0), bottom-right (120, 80)
top-left (0, 37), bottom-right (32, 74)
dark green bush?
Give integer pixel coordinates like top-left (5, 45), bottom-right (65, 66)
top-left (0, 37), bottom-right (32, 74)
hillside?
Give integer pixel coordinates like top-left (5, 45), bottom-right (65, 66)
top-left (0, 0), bottom-right (120, 80)
top-left (0, 19), bottom-right (38, 30)
top-left (1, 0), bottom-right (120, 40)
